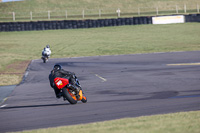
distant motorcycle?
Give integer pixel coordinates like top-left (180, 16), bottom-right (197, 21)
top-left (41, 47), bottom-right (51, 63)
top-left (54, 77), bottom-right (87, 104)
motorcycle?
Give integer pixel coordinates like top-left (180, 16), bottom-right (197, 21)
top-left (54, 77), bottom-right (87, 104)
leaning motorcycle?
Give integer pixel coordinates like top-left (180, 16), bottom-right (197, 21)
top-left (54, 77), bottom-right (87, 104)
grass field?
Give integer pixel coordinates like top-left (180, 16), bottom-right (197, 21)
top-left (0, 0), bottom-right (200, 21)
top-left (0, 23), bottom-right (200, 85)
top-left (12, 111), bottom-right (200, 133)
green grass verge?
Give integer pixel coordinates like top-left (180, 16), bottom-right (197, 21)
top-left (12, 111), bottom-right (200, 133)
top-left (0, 23), bottom-right (200, 85)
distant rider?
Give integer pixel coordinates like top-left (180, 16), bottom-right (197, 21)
top-left (49, 64), bottom-right (81, 98)
top-left (42, 45), bottom-right (51, 60)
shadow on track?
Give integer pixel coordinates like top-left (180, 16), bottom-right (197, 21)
top-left (1, 103), bottom-right (70, 110)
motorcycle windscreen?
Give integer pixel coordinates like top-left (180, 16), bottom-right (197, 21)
top-left (54, 77), bottom-right (69, 89)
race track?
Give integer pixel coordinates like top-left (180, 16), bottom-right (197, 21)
top-left (0, 51), bottom-right (200, 132)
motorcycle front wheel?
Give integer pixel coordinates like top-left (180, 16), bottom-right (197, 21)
top-left (62, 88), bottom-right (77, 104)
top-left (81, 96), bottom-right (87, 103)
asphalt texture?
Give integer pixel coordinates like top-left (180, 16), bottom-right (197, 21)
top-left (0, 51), bottom-right (200, 132)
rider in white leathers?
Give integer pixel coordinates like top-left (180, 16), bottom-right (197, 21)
top-left (42, 45), bottom-right (51, 60)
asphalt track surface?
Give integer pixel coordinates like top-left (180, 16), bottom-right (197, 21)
top-left (0, 51), bottom-right (200, 132)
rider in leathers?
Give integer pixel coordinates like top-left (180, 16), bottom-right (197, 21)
top-left (42, 45), bottom-right (51, 59)
top-left (49, 64), bottom-right (81, 98)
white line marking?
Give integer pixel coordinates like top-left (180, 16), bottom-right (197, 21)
top-left (95, 74), bottom-right (107, 82)
top-left (24, 71), bottom-right (29, 77)
top-left (0, 97), bottom-right (8, 105)
top-left (0, 104), bottom-right (7, 108)
top-left (167, 62), bottom-right (200, 66)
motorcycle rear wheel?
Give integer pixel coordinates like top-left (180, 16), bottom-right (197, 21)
top-left (42, 58), bottom-right (46, 63)
top-left (62, 88), bottom-right (77, 104)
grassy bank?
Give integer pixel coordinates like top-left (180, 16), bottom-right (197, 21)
top-left (0, 23), bottom-right (200, 85)
top-left (1, 0), bottom-right (200, 13)
top-left (12, 110), bottom-right (200, 133)
top-left (0, 0), bottom-right (200, 21)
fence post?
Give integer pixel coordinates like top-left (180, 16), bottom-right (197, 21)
top-left (82, 9), bottom-right (85, 18)
top-left (116, 8), bottom-right (121, 17)
top-left (138, 7), bottom-right (140, 16)
top-left (176, 5), bottom-right (178, 14)
top-left (99, 9), bottom-right (101, 18)
top-left (48, 10), bottom-right (51, 20)
top-left (30, 11), bottom-right (32, 20)
top-left (65, 10), bottom-right (67, 19)
top-left (13, 12), bottom-right (15, 21)
top-left (184, 4), bottom-right (187, 13)
top-left (197, 4), bottom-right (200, 13)
top-left (156, 7), bottom-right (159, 15)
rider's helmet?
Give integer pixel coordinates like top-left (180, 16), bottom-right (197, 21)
top-left (46, 44), bottom-right (50, 48)
top-left (53, 64), bottom-right (62, 71)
